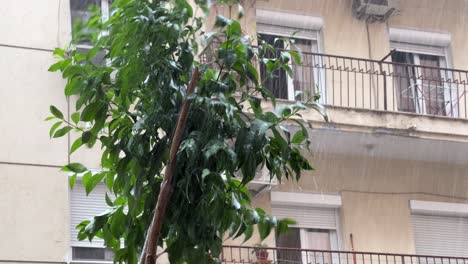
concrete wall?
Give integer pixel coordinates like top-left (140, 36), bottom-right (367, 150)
top-left (0, 164), bottom-right (69, 262)
top-left (0, 0), bottom-right (71, 262)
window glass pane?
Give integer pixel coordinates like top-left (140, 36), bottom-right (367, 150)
top-left (304, 229), bottom-right (331, 250)
top-left (392, 51), bottom-right (417, 113)
top-left (303, 230), bottom-right (333, 264)
top-left (70, 0), bottom-right (102, 44)
top-left (419, 55), bottom-right (446, 116)
top-left (258, 33), bottom-right (318, 101)
top-left (276, 228), bottom-right (302, 263)
top-left (72, 247), bottom-right (114, 261)
top-left (70, 0), bottom-right (101, 25)
top-left (291, 38), bottom-right (314, 101)
top-left (259, 33), bottom-right (288, 99)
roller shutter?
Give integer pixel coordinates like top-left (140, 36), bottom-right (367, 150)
top-left (272, 204), bottom-right (337, 229)
top-left (412, 214), bottom-right (468, 257)
top-left (70, 183), bottom-right (110, 247)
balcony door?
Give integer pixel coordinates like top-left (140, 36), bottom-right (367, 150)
top-left (276, 228), bottom-right (337, 264)
top-left (257, 24), bottom-right (322, 102)
top-left (391, 49), bottom-right (455, 117)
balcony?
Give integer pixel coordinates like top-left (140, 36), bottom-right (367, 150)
top-left (221, 246), bottom-right (468, 264)
top-left (202, 46), bottom-right (468, 120)
top-left (293, 51), bottom-right (468, 120)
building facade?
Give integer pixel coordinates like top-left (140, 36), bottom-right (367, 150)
top-left (1, 0), bottom-right (468, 263)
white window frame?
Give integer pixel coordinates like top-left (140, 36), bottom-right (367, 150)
top-left (272, 191), bottom-right (343, 252)
top-left (256, 10), bottom-right (326, 103)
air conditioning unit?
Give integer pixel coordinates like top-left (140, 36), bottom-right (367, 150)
top-left (247, 166), bottom-right (278, 192)
top-left (352, 0), bottom-right (400, 23)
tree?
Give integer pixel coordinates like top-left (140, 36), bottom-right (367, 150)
top-left (47, 0), bottom-right (326, 263)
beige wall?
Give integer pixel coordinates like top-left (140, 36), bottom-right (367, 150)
top-left (0, 0), bottom-right (72, 262)
top-left (276, 153), bottom-right (468, 254)
top-left (0, 164), bottom-right (69, 262)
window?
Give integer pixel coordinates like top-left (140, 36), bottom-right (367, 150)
top-left (276, 228), bottom-right (338, 264)
top-left (256, 10), bottom-right (324, 102)
top-left (258, 33), bottom-right (318, 101)
top-left (70, 0), bottom-right (110, 65)
top-left (392, 50), bottom-right (449, 116)
top-left (71, 0), bottom-right (109, 43)
top-left (410, 200), bottom-right (468, 259)
top-left (70, 0), bottom-right (102, 27)
top-left (70, 181), bottom-right (113, 262)
top-left (271, 192), bottom-right (342, 264)
top-left (72, 247), bottom-right (114, 261)
top-left (70, 0), bottom-right (110, 30)
top-left (389, 28), bottom-right (455, 117)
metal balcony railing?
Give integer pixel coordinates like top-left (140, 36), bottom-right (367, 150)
top-left (201, 46), bottom-right (468, 119)
top-left (221, 246), bottom-right (468, 264)
top-left (298, 52), bottom-right (468, 119)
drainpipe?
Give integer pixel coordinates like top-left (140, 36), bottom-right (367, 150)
top-left (350, 233), bottom-right (357, 264)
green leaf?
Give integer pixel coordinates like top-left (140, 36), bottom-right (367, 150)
top-left (292, 129), bottom-right (306, 144)
top-left (70, 137), bottom-right (83, 154)
top-left (53, 48), bottom-right (66, 59)
top-left (50, 105), bottom-right (64, 119)
top-left (81, 102), bottom-right (105, 122)
top-left (81, 171), bottom-right (92, 195)
top-left (63, 163), bottom-right (87, 173)
top-left (105, 192), bottom-right (113, 206)
top-left (288, 50), bottom-right (302, 64)
top-left (65, 78), bottom-right (82, 96)
top-left (71, 112), bottom-right (80, 124)
top-left (243, 225), bottom-right (254, 242)
top-left (226, 20), bottom-right (241, 37)
top-left (105, 172), bottom-right (114, 192)
top-left (82, 131), bottom-right (92, 143)
top-left (62, 65), bottom-right (84, 78)
top-left (85, 172), bottom-right (106, 195)
top-left (49, 121), bottom-right (62, 138)
top-left (69, 174), bottom-right (77, 189)
top-left (214, 15), bottom-right (232, 27)
top-left (258, 217), bottom-right (272, 240)
top-left (48, 61), bottom-right (63, 72)
top-left (53, 126), bottom-right (72, 138)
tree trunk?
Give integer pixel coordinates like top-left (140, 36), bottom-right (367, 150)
top-left (141, 68), bottom-right (200, 264)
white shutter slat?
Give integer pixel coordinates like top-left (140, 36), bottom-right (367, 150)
top-left (272, 205), bottom-right (337, 229)
top-left (412, 214), bottom-right (468, 257)
top-left (70, 183), bottom-right (111, 247)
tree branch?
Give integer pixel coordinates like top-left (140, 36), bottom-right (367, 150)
top-left (141, 67), bottom-right (200, 264)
